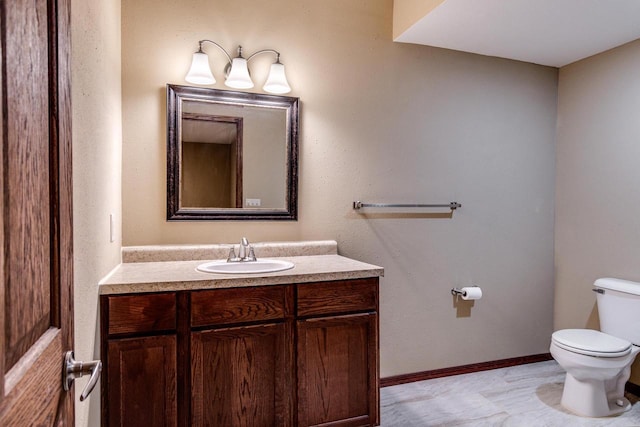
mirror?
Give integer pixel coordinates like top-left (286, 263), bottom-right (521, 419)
top-left (166, 84), bottom-right (299, 220)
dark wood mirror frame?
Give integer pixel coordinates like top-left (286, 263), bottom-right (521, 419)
top-left (166, 84), bottom-right (299, 221)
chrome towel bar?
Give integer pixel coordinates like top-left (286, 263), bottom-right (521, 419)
top-left (353, 201), bottom-right (461, 210)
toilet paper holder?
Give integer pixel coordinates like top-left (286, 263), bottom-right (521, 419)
top-left (451, 287), bottom-right (467, 298)
top-left (451, 286), bottom-right (482, 301)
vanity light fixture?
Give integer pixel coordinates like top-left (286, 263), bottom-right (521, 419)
top-left (185, 40), bottom-right (291, 94)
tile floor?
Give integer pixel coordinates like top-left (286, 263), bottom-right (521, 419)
top-left (380, 361), bottom-right (640, 426)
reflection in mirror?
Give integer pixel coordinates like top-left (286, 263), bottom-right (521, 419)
top-left (167, 85), bottom-right (298, 220)
top-left (181, 113), bottom-right (243, 208)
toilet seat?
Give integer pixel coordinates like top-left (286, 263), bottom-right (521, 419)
top-left (552, 329), bottom-right (631, 357)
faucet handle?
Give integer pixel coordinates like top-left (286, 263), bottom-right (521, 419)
top-left (227, 246), bottom-right (237, 262)
top-left (247, 246), bottom-right (257, 262)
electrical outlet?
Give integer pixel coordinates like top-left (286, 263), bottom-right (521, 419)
top-left (246, 198), bottom-right (261, 207)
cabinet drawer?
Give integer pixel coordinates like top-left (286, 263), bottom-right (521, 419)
top-left (297, 278), bottom-right (378, 317)
top-left (107, 293), bottom-right (176, 335)
top-left (191, 286), bottom-right (287, 327)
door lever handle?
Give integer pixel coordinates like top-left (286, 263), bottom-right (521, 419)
top-left (63, 351), bottom-right (102, 401)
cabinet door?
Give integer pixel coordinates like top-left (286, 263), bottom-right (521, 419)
top-left (191, 322), bottom-right (292, 427)
top-left (297, 313), bottom-right (379, 427)
top-left (106, 335), bottom-right (177, 427)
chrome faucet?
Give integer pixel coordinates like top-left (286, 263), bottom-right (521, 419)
top-left (227, 237), bottom-right (257, 262)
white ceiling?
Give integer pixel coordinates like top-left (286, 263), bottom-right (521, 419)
top-left (394, 0), bottom-right (640, 67)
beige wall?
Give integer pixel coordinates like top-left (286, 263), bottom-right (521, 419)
top-left (71, 0), bottom-right (122, 425)
top-left (555, 39), bottom-right (640, 384)
top-left (121, 0), bottom-right (557, 377)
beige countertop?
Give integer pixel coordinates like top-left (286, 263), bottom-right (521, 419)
top-left (99, 254), bottom-right (384, 295)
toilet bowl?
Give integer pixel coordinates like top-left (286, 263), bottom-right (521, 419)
top-left (551, 278), bottom-right (640, 418)
top-left (550, 329), bottom-right (640, 417)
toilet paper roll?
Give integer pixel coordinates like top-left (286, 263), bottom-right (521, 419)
top-left (461, 287), bottom-right (482, 300)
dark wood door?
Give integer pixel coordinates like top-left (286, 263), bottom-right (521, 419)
top-left (106, 335), bottom-right (178, 427)
top-left (297, 313), bottom-right (379, 427)
top-left (191, 322), bottom-right (293, 427)
top-left (0, 0), bottom-right (74, 425)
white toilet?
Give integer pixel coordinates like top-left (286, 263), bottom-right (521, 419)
top-left (550, 277), bottom-right (640, 417)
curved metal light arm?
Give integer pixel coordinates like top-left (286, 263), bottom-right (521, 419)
top-left (199, 39), bottom-right (233, 64)
top-left (247, 49), bottom-right (282, 63)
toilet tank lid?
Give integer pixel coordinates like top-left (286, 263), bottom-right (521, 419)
top-left (594, 278), bottom-right (640, 296)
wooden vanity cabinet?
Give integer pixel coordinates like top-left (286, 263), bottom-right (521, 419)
top-left (101, 292), bottom-right (178, 427)
top-left (106, 335), bottom-right (177, 426)
top-left (189, 286), bottom-right (294, 426)
top-left (297, 278), bottom-right (380, 427)
top-left (101, 278), bottom-right (379, 427)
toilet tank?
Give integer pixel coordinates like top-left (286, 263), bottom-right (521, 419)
top-left (594, 278), bottom-right (640, 346)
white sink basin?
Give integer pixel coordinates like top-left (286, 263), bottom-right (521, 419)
top-left (196, 259), bottom-right (294, 274)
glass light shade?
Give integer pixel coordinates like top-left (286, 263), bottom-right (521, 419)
top-left (225, 57), bottom-right (254, 89)
top-left (263, 62), bottom-right (291, 94)
top-left (185, 52), bottom-right (215, 85)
